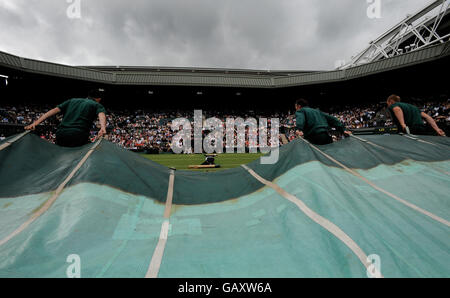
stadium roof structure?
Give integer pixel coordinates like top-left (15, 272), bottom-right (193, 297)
top-left (340, 0), bottom-right (450, 69)
top-left (0, 132), bottom-right (449, 277)
top-left (1, 39), bottom-right (449, 89)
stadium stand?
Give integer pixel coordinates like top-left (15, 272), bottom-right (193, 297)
top-left (1, 99), bottom-right (448, 152)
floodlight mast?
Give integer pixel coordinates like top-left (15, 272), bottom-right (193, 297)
top-left (339, 0), bottom-right (450, 69)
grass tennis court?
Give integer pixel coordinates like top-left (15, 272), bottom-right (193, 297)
top-left (142, 153), bottom-right (264, 171)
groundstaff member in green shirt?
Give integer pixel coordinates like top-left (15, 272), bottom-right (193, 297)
top-left (25, 89), bottom-right (107, 147)
top-left (386, 94), bottom-right (445, 136)
top-left (294, 98), bottom-right (352, 145)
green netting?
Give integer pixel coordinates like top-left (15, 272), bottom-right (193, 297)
top-left (0, 133), bottom-right (449, 277)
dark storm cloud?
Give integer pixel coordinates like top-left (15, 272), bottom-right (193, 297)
top-left (0, 0), bottom-right (430, 70)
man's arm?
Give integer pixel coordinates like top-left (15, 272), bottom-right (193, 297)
top-left (295, 111), bottom-right (305, 137)
top-left (321, 112), bottom-right (352, 136)
top-left (392, 106), bottom-right (407, 132)
top-left (97, 112), bottom-right (107, 138)
top-left (421, 112), bottom-right (445, 136)
top-left (25, 107), bottom-right (61, 130)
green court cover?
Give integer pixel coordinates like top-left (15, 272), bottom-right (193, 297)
top-left (0, 133), bottom-right (448, 277)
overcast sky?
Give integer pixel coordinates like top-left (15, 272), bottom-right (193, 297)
top-left (0, 0), bottom-right (431, 70)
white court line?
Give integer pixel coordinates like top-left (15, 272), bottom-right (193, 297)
top-left (0, 131), bottom-right (30, 151)
top-left (241, 164), bottom-right (382, 278)
top-left (0, 138), bottom-right (103, 247)
top-left (303, 138), bottom-right (450, 227)
top-left (145, 170), bottom-right (175, 278)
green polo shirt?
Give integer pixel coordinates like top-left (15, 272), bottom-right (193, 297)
top-left (56, 98), bottom-right (106, 136)
top-left (296, 107), bottom-right (345, 137)
top-left (388, 102), bottom-right (424, 128)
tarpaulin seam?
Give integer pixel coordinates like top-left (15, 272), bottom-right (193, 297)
top-left (145, 169), bottom-right (175, 278)
top-left (241, 164), bottom-right (383, 278)
top-left (351, 135), bottom-right (450, 176)
top-left (303, 138), bottom-right (450, 227)
top-left (401, 133), bottom-right (450, 149)
top-left (0, 138), bottom-right (103, 247)
top-left (296, 167), bottom-right (437, 277)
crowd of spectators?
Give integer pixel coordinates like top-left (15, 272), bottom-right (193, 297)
top-left (1, 99), bottom-right (448, 152)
